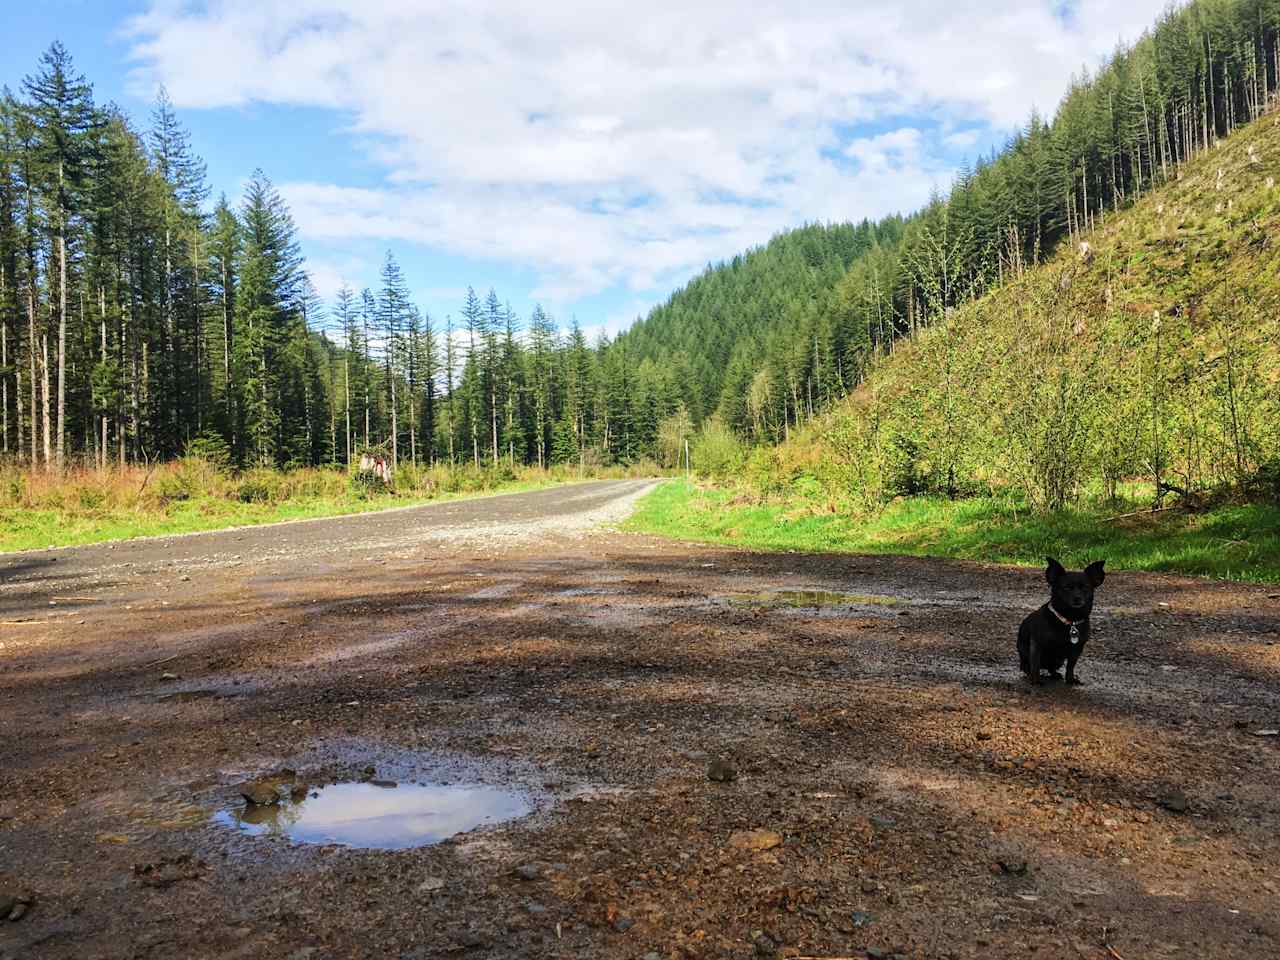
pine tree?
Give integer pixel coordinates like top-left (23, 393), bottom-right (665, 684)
top-left (149, 86), bottom-right (209, 447)
top-left (527, 303), bottom-right (556, 467)
top-left (460, 286), bottom-right (483, 467)
top-left (23, 42), bottom-right (97, 468)
top-left (234, 170), bottom-right (302, 467)
top-left (378, 251), bottom-right (408, 469)
top-left (334, 283), bottom-right (356, 464)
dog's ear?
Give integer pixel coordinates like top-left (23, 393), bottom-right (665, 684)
top-left (1084, 559), bottom-right (1106, 587)
top-left (1045, 557), bottom-right (1066, 585)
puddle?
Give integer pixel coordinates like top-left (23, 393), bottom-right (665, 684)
top-left (215, 781), bottom-right (532, 850)
top-left (728, 590), bottom-right (900, 608)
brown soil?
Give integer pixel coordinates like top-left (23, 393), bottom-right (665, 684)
top-left (1, 481), bottom-right (1277, 960)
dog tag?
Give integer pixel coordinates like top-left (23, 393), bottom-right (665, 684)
top-left (1069, 623), bottom-right (1080, 645)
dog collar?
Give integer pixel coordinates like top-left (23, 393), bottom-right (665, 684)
top-left (1048, 604), bottom-right (1083, 644)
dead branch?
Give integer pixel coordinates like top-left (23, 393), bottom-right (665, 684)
top-left (1100, 505), bottom-right (1184, 522)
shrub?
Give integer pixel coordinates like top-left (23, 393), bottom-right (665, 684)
top-left (690, 416), bottom-right (746, 478)
top-left (236, 469), bottom-right (284, 503)
top-left (350, 469), bottom-right (390, 498)
top-left (185, 433), bottom-right (232, 472)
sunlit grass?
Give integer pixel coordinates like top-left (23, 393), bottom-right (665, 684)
top-left (627, 479), bottom-right (1280, 583)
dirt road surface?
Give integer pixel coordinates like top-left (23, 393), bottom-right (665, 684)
top-left (1, 479), bottom-right (1278, 960)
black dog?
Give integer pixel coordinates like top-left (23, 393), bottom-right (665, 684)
top-left (1017, 557), bottom-right (1105, 685)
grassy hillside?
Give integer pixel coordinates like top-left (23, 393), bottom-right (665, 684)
top-left (762, 110), bottom-right (1280, 512)
top-left (629, 111), bottom-right (1280, 583)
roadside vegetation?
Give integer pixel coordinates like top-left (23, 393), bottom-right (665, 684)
top-left (630, 110), bottom-right (1280, 585)
top-left (0, 457), bottom-right (659, 553)
top-left (628, 480), bottom-right (1280, 583)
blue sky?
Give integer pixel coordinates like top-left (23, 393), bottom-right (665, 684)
top-left (5, 0), bottom-right (1167, 340)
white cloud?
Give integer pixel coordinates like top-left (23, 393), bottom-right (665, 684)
top-left (943, 129), bottom-right (982, 150)
top-left (125, 0), bottom-right (1167, 304)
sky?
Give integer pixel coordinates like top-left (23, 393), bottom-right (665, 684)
top-left (5, 0), bottom-right (1170, 340)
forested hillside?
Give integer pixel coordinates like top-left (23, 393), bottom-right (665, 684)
top-left (615, 219), bottom-right (902, 432)
top-left (764, 107), bottom-right (1280, 512)
top-left (2, 0), bottom-right (1279, 479)
top-left (633, 0), bottom-right (1280, 450)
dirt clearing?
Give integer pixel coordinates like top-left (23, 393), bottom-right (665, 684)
top-left (1, 481), bottom-right (1277, 959)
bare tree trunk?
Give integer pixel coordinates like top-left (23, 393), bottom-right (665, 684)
top-left (0, 264), bottom-right (7, 456)
top-left (490, 381), bottom-right (498, 467)
top-left (389, 365), bottom-right (398, 471)
top-left (56, 166), bottom-right (67, 470)
top-left (15, 362), bottom-right (23, 462)
top-left (192, 231), bottom-right (203, 432)
top-left (41, 332), bottom-right (51, 467)
top-left (344, 357), bottom-right (351, 466)
top-left (1, 315), bottom-right (7, 456)
top-left (408, 375), bottom-right (417, 466)
top-left (28, 284), bottom-right (38, 464)
top-left (221, 257), bottom-right (232, 441)
top-left (100, 287), bottom-right (108, 471)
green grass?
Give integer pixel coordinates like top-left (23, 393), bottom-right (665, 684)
top-left (0, 475), bottom-right (561, 554)
top-left (626, 479), bottom-right (1280, 583)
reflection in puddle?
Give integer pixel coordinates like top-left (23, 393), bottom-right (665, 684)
top-left (728, 590), bottom-right (900, 608)
top-left (215, 781), bottom-right (531, 850)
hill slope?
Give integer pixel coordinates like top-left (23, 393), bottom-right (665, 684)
top-left (616, 219), bottom-right (901, 421)
top-left (772, 110), bottom-right (1280, 511)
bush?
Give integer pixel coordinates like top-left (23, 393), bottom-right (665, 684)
top-left (350, 469), bottom-right (390, 498)
top-left (236, 469), bottom-right (284, 503)
top-left (185, 433), bottom-right (232, 472)
top-left (1243, 459), bottom-right (1280, 504)
top-left (690, 416), bottom-right (746, 478)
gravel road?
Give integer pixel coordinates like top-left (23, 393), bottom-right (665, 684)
top-left (1, 479), bottom-right (1278, 960)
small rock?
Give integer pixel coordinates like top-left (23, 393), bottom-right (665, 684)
top-left (611, 917), bottom-right (634, 933)
top-left (728, 829), bottom-right (783, 852)
top-left (525, 902), bottom-right (547, 915)
top-left (869, 815), bottom-right (896, 830)
top-left (240, 781), bottom-right (282, 806)
top-left (514, 863), bottom-right (542, 881)
top-left (0, 895), bottom-right (15, 919)
top-left (160, 672), bottom-right (180, 681)
top-left (179, 575), bottom-right (191, 582)
top-left (418, 877), bottom-right (445, 893)
top-left (976, 730), bottom-right (993, 741)
top-left (861, 879), bottom-right (879, 894)
top-left (1253, 729), bottom-right (1279, 738)
top-left (644, 953), bottom-right (661, 960)
top-left (1158, 791), bottom-right (1189, 814)
top-left (5, 894), bottom-right (32, 922)
top-left (867, 949), bottom-right (888, 959)
top-left (995, 859), bottom-right (1029, 876)
top-left (851, 910), bottom-right (875, 927)
top-left (708, 758), bottom-right (737, 782)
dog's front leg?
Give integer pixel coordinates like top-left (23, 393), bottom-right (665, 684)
top-left (1065, 623), bottom-right (1088, 685)
top-left (1065, 652), bottom-right (1084, 685)
top-left (1027, 637), bottom-right (1043, 685)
